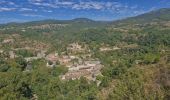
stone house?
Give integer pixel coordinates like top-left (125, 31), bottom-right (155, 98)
top-left (45, 53), bottom-right (58, 67)
top-left (9, 51), bottom-right (16, 59)
top-left (2, 39), bottom-right (14, 44)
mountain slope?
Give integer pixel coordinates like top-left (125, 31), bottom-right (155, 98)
top-left (112, 8), bottom-right (170, 25)
top-left (0, 18), bottom-right (109, 27)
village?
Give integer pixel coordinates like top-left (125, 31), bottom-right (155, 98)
top-left (0, 36), bottom-right (143, 81)
top-left (0, 35), bottom-right (143, 81)
top-left (36, 43), bottom-right (102, 81)
top-left (0, 37), bottom-right (103, 81)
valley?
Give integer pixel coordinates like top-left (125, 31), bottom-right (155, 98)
top-left (0, 8), bottom-right (170, 100)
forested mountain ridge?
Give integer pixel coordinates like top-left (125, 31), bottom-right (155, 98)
top-left (0, 18), bottom-right (109, 28)
top-left (112, 8), bottom-right (170, 24)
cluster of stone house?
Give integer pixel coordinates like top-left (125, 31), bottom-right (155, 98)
top-left (2, 39), bottom-right (14, 44)
top-left (0, 50), bottom-right (18, 60)
top-left (1, 41), bottom-right (103, 81)
top-left (67, 43), bottom-right (86, 52)
top-left (44, 43), bottom-right (103, 81)
top-left (45, 52), bottom-right (58, 67)
top-left (9, 51), bottom-right (17, 59)
top-left (45, 53), bottom-right (78, 67)
top-left (61, 60), bottom-right (102, 81)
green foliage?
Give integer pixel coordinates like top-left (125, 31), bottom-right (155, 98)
top-left (108, 68), bottom-right (164, 100)
top-left (51, 65), bottom-right (68, 77)
top-left (15, 57), bottom-right (27, 71)
top-left (47, 60), bottom-right (53, 65)
top-left (0, 64), bottom-right (10, 72)
top-left (143, 53), bottom-right (160, 64)
top-left (16, 50), bottom-right (34, 57)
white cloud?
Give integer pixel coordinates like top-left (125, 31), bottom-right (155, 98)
top-left (19, 8), bottom-right (33, 11)
top-left (31, 2), bottom-right (58, 8)
top-left (43, 10), bottom-right (53, 12)
top-left (21, 14), bottom-right (44, 17)
top-left (47, 10), bottom-right (53, 12)
top-left (57, 1), bottom-right (74, 5)
top-left (0, 1), bottom-right (15, 5)
top-left (0, 0), bottom-right (144, 17)
top-left (72, 2), bottom-right (104, 10)
top-left (0, 7), bottom-right (16, 12)
top-left (29, 0), bottom-right (44, 2)
top-left (28, 0), bottom-right (129, 11)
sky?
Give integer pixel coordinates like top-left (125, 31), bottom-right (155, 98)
top-left (0, 0), bottom-right (170, 23)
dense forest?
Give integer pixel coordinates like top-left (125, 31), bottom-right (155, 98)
top-left (0, 8), bottom-right (170, 100)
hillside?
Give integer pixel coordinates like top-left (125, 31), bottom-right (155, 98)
top-left (0, 8), bottom-right (169, 100)
top-left (111, 8), bottom-right (170, 27)
top-left (0, 18), bottom-right (109, 28)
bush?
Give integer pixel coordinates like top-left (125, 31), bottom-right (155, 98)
top-left (143, 53), bottom-right (160, 64)
top-left (51, 65), bottom-right (68, 77)
top-left (0, 65), bottom-right (10, 72)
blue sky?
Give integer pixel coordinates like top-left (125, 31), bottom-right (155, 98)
top-left (0, 0), bottom-right (170, 23)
